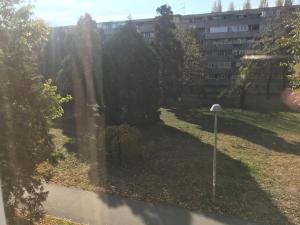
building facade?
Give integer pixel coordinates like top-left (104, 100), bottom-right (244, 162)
top-left (54, 6), bottom-right (298, 94)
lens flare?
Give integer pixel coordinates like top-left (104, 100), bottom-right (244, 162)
top-left (281, 88), bottom-right (300, 112)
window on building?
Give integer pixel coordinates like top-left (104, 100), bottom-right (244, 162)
top-left (249, 24), bottom-right (259, 31)
top-left (228, 26), bottom-right (238, 32)
top-left (194, 17), bottom-right (204, 22)
top-left (197, 27), bottom-right (205, 33)
top-left (142, 32), bottom-right (154, 38)
top-left (210, 26), bottom-right (228, 33)
top-left (240, 25), bottom-right (248, 32)
top-left (228, 25), bottom-right (249, 33)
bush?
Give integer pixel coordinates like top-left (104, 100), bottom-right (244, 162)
top-left (98, 125), bottom-right (144, 164)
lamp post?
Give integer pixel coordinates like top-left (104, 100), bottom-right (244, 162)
top-left (210, 104), bottom-right (222, 202)
top-left (0, 180), bottom-right (7, 225)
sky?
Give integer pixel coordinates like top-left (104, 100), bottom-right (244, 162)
top-left (29, 0), bottom-right (287, 26)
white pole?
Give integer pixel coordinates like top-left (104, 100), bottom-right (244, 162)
top-left (212, 112), bottom-right (218, 202)
top-left (0, 180), bottom-right (7, 225)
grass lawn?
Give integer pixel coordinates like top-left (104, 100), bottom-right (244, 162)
top-left (47, 98), bottom-right (300, 225)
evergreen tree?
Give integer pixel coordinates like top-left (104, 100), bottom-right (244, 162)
top-left (0, 1), bottom-right (70, 224)
top-left (275, 0), bottom-right (284, 6)
top-left (40, 29), bottom-right (69, 80)
top-left (56, 14), bottom-right (104, 163)
top-left (243, 0), bottom-right (252, 9)
top-left (228, 2), bottom-right (235, 11)
top-left (153, 5), bottom-right (184, 106)
top-left (57, 14), bottom-right (103, 103)
top-left (259, 0), bottom-right (269, 8)
top-left (103, 22), bottom-right (160, 125)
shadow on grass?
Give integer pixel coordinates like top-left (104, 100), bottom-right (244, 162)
top-left (53, 109), bottom-right (92, 160)
top-left (93, 124), bottom-right (290, 225)
top-left (53, 111), bottom-right (78, 151)
top-left (170, 108), bottom-right (300, 156)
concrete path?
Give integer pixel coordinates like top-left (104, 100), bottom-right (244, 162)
top-left (44, 184), bottom-right (258, 225)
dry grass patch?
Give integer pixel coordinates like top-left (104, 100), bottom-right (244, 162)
top-left (16, 212), bottom-right (85, 225)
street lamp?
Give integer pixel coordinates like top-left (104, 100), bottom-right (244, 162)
top-left (0, 180), bottom-right (7, 225)
top-left (210, 104), bottom-right (222, 202)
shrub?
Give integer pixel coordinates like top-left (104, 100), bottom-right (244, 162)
top-left (98, 125), bottom-right (144, 164)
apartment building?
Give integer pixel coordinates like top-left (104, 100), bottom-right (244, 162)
top-left (54, 6), bottom-right (299, 94)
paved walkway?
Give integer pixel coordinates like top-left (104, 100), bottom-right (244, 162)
top-left (44, 184), bottom-right (258, 225)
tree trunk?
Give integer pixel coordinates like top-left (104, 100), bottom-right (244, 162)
top-left (239, 89), bottom-right (246, 109)
top-left (282, 74), bottom-right (287, 90)
top-left (266, 74), bottom-right (272, 100)
top-left (266, 61), bottom-right (273, 100)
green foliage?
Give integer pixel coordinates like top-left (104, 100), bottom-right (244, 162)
top-left (289, 64), bottom-right (300, 90)
top-left (54, 14), bottom-right (104, 152)
top-left (40, 28), bottom-right (69, 81)
top-left (258, 7), bottom-right (295, 56)
top-left (57, 14), bottom-right (103, 101)
top-left (0, 2), bottom-right (69, 224)
top-left (255, 7), bottom-right (297, 92)
top-left (98, 125), bottom-right (144, 164)
top-left (175, 28), bottom-right (206, 94)
top-left (42, 80), bottom-right (72, 120)
top-left (103, 22), bottom-right (160, 126)
top-left (153, 5), bottom-right (184, 106)
top-left (223, 63), bottom-right (255, 109)
top-left (277, 11), bottom-right (300, 90)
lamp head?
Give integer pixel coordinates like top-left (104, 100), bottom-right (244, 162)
top-left (210, 104), bottom-right (222, 112)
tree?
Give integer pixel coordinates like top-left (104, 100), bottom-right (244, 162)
top-left (212, 0), bottom-right (222, 12)
top-left (290, 64), bottom-right (300, 90)
top-left (217, 0), bottom-right (223, 12)
top-left (228, 2), bottom-right (235, 11)
top-left (40, 29), bottom-right (69, 81)
top-left (56, 14), bottom-right (104, 165)
top-left (278, 11), bottom-right (300, 91)
top-left (103, 22), bottom-right (160, 125)
top-left (250, 16), bottom-right (290, 100)
top-left (243, 0), bottom-right (252, 9)
top-left (275, 0), bottom-right (284, 6)
top-left (57, 14), bottom-right (103, 101)
top-left (0, 1), bottom-right (70, 224)
top-left (153, 5), bottom-right (184, 106)
top-left (212, 1), bottom-right (218, 12)
top-left (259, 0), bottom-right (269, 8)
top-left (175, 28), bottom-right (206, 96)
top-left (225, 63), bottom-right (255, 109)
top-left (276, 10), bottom-right (300, 110)
top-left (257, 7), bottom-right (293, 55)
top-left (284, 0), bottom-right (293, 6)
top-left (254, 5), bottom-right (296, 96)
